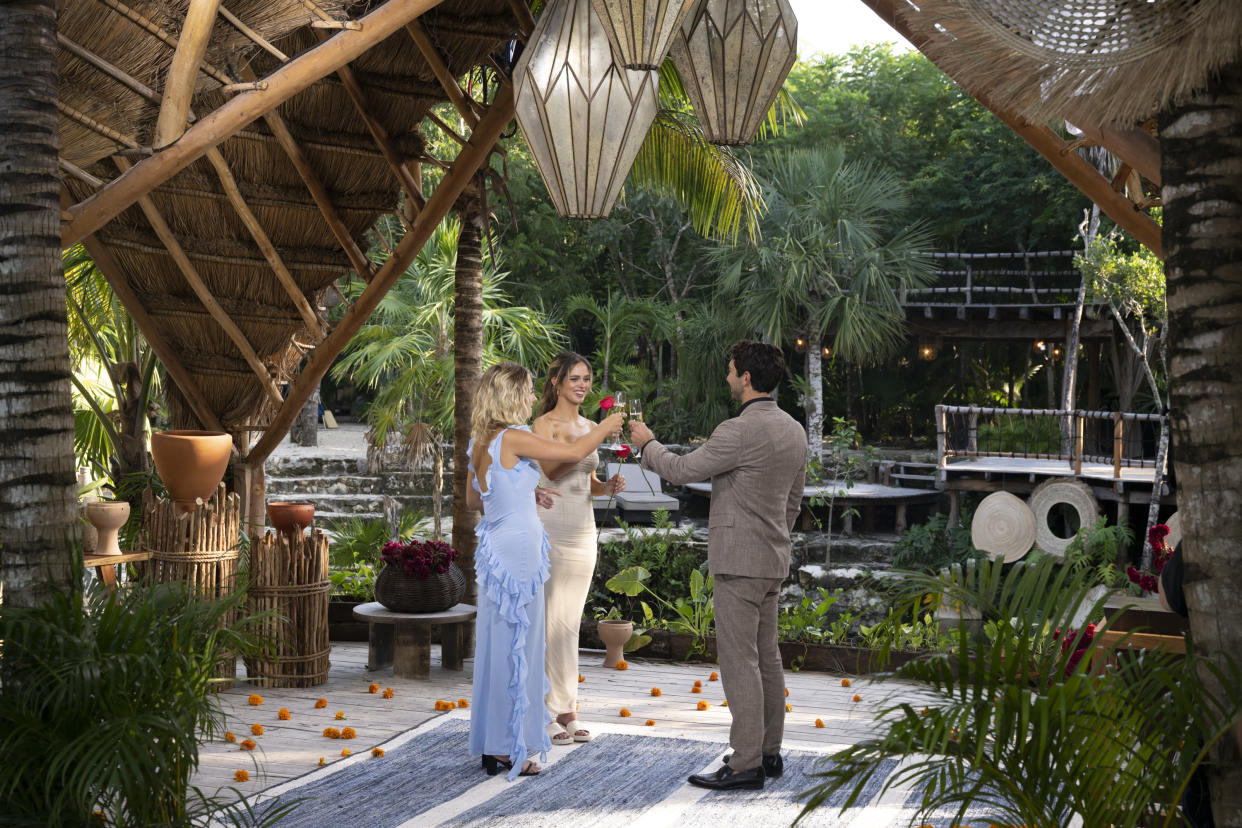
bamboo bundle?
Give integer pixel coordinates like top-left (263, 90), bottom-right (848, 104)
top-left (140, 483), bottom-right (242, 685)
top-left (244, 528), bottom-right (331, 688)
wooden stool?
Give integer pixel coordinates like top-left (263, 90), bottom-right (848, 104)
top-left (352, 602), bottom-right (477, 680)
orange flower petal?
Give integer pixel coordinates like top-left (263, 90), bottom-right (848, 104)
top-left (334, 711), bottom-right (346, 720)
top-left (317, 757), bottom-right (325, 767)
top-left (721, 700), bottom-right (728, 707)
top-left (696, 700), bottom-right (710, 710)
top-left (341, 727), bottom-right (356, 739)
top-left (645, 719), bottom-right (656, 726)
top-left (234, 770), bottom-right (249, 782)
top-left (371, 747), bottom-right (385, 757)
top-left (340, 748), bottom-right (351, 757)
top-left (784, 688), bottom-right (789, 697)
top-left (693, 680), bottom-right (702, 688)
top-left (616, 661), bottom-right (628, 670)
top-left (368, 683), bottom-right (379, 694)
top-left (619, 708), bottom-right (632, 717)
top-left (314, 698), bottom-right (327, 709)
top-left (709, 672), bottom-right (719, 681)
top-left (853, 694), bottom-right (862, 703)
top-left (691, 687), bottom-right (702, 693)
top-left (578, 675), bottom-right (585, 682)
top-left (248, 694), bottom-right (263, 706)
top-left (250, 724), bottom-right (263, 736)
top-left (815, 718), bottom-right (825, 728)
top-left (650, 688), bottom-right (661, 696)
top-left (382, 688), bottom-right (394, 699)
top-left (785, 704), bottom-right (793, 712)
top-left (840, 678), bottom-right (851, 687)
top-left (458, 699), bottom-right (469, 708)
top-left (240, 739), bottom-right (256, 751)
top-left (224, 732), bottom-right (237, 743)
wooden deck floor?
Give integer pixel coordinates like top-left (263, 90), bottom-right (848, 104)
top-left (194, 642), bottom-right (934, 803)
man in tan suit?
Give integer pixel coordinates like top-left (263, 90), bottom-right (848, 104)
top-left (630, 340), bottom-right (807, 791)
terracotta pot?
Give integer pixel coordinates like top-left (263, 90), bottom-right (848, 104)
top-left (83, 501), bottom-right (130, 556)
top-left (598, 619), bottom-right (634, 668)
top-left (266, 501), bottom-right (315, 537)
top-left (151, 430), bottom-right (232, 513)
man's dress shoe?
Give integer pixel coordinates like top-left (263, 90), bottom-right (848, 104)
top-left (688, 764), bottom-right (765, 790)
top-left (724, 752), bottom-right (784, 779)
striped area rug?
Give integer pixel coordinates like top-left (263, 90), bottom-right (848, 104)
top-left (238, 714), bottom-right (1000, 827)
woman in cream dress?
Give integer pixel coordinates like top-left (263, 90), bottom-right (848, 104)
top-left (532, 352), bottom-right (625, 746)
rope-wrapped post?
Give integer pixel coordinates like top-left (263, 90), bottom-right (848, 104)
top-left (244, 528), bottom-right (330, 688)
top-left (139, 482), bottom-right (242, 686)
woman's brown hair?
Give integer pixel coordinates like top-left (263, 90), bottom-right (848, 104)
top-left (536, 351), bottom-right (592, 417)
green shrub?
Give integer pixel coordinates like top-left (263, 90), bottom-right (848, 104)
top-left (0, 579), bottom-right (283, 826)
top-left (589, 509), bottom-right (705, 622)
top-left (892, 513), bottom-right (981, 572)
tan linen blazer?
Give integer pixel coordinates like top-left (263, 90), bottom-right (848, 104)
top-left (640, 399), bottom-right (807, 579)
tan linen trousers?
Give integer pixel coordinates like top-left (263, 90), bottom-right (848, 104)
top-left (714, 573), bottom-right (785, 772)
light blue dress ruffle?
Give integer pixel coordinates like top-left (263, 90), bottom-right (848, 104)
top-left (467, 426), bottom-right (552, 780)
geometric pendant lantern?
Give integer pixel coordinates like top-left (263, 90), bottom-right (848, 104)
top-left (669, 0), bottom-right (798, 146)
top-left (514, 0), bottom-right (660, 218)
top-left (589, 0), bottom-right (701, 69)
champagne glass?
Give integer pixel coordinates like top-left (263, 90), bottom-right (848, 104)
top-left (626, 398), bottom-right (643, 447)
top-left (601, 391), bottom-right (626, 451)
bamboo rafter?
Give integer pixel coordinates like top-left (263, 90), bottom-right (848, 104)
top-left (154, 0), bottom-right (223, 148)
top-left (93, 0), bottom-right (233, 86)
top-left (505, 0), bottom-right (536, 37)
top-left (406, 19), bottom-right (481, 126)
top-left (63, 0), bottom-right (452, 248)
top-left (58, 102), bottom-right (140, 149)
top-left (115, 157), bottom-right (286, 407)
top-left (218, 6), bottom-right (290, 62)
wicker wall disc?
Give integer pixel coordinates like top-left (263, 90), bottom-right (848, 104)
top-left (1027, 477), bottom-right (1101, 559)
top-left (1165, 511), bottom-right (1182, 550)
top-left (971, 490), bottom-right (1037, 563)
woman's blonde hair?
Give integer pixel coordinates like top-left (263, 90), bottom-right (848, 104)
top-left (536, 351), bottom-right (591, 417)
top-left (472, 362), bottom-right (534, 445)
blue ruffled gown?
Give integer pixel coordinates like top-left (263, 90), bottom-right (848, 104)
top-left (468, 426), bottom-right (553, 780)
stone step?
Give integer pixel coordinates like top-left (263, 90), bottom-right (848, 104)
top-left (274, 492), bottom-right (449, 521)
top-left (793, 532), bottom-right (902, 565)
top-left (267, 474), bottom-right (449, 496)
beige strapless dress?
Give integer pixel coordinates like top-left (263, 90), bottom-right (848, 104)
top-left (538, 452), bottom-right (598, 716)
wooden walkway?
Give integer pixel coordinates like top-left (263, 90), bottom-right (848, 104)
top-left (194, 642), bottom-right (934, 803)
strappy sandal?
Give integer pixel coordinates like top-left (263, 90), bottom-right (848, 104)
top-left (564, 720), bottom-right (592, 742)
top-left (546, 721), bottom-right (573, 746)
top-left (482, 755), bottom-right (541, 776)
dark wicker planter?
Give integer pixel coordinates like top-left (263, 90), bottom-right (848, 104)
top-left (375, 562), bottom-right (466, 613)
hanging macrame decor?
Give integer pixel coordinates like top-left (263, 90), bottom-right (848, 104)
top-left (513, 0), bottom-right (659, 218)
top-left (589, 0), bottom-right (700, 69)
top-left (899, 0), bottom-right (1242, 127)
top-left (669, 0), bottom-right (798, 146)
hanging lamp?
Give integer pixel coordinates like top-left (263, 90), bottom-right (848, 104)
top-left (670, 0), bottom-right (798, 146)
top-left (589, 0), bottom-right (700, 69)
top-left (513, 0), bottom-right (659, 218)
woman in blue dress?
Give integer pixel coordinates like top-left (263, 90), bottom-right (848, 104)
top-left (466, 362), bottom-right (624, 779)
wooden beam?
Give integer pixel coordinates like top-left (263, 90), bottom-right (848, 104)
top-left (58, 101), bottom-right (140, 148)
top-left (247, 85), bottom-right (515, 464)
top-left (856, 0), bottom-right (1163, 258)
top-left (505, 0), bottom-right (535, 37)
top-left (58, 34), bottom-right (160, 103)
top-left (1078, 124), bottom-right (1162, 187)
top-left (315, 31), bottom-right (426, 215)
top-left (406, 19), bottom-right (480, 126)
top-left (218, 6), bottom-right (289, 62)
top-left (114, 158), bottom-right (285, 407)
top-left (63, 188), bottom-right (225, 431)
top-left (94, 0), bottom-right (231, 85)
top-left (63, 0), bottom-right (449, 247)
top-left (154, 0), bottom-right (222, 148)
top-left (202, 148), bottom-right (326, 341)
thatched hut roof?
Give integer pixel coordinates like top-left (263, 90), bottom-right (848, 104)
top-left (58, 0), bottom-right (523, 444)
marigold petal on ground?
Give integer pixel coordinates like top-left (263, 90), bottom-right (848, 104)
top-left (691, 686), bottom-right (701, 693)
top-left (372, 747), bottom-right (385, 757)
top-left (853, 694), bottom-right (861, 703)
top-left (578, 675), bottom-right (585, 682)
top-left (368, 683), bottom-right (379, 694)
top-left (650, 688), bottom-right (661, 696)
top-left (277, 708), bottom-right (291, 720)
top-left (457, 699), bottom-right (469, 708)
top-left (317, 757), bottom-right (325, 767)
top-left (248, 694), bottom-right (263, 706)
top-left (224, 732), bottom-right (237, 743)
top-left (341, 748), bottom-right (352, 757)
top-left (785, 704), bottom-right (793, 712)
top-left (240, 739), bottom-right (256, 751)
top-left (234, 770), bottom-right (249, 782)
top-left (314, 698), bottom-right (327, 708)
top-left (335, 711), bottom-right (346, 720)
top-left (382, 688), bottom-right (394, 699)
top-left (619, 708), bottom-right (632, 717)
top-left (323, 727), bottom-right (340, 739)
top-left (815, 719), bottom-right (824, 728)
top-left (645, 719), bottom-right (656, 726)
top-left (709, 672), bottom-right (718, 681)
top-left (697, 700), bottom-right (710, 710)
top-left (840, 678), bottom-right (851, 687)
top-left (616, 661), bottom-right (628, 670)
top-left (693, 680), bottom-right (702, 688)
top-left (784, 687), bottom-right (789, 697)
top-left (341, 727), bottom-right (356, 739)
top-left (250, 724), bottom-right (263, 736)
top-left (721, 700), bottom-right (728, 707)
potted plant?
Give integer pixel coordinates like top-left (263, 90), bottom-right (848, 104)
top-left (374, 538), bottom-right (465, 613)
top-left (328, 563), bottom-right (377, 641)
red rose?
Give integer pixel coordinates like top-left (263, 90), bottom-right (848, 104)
top-left (616, 444), bottom-right (632, 459)
top-left (599, 396), bottom-right (615, 411)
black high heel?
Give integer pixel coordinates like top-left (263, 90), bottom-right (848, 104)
top-left (481, 755), bottom-right (540, 776)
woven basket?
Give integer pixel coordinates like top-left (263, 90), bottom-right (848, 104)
top-left (375, 562), bottom-right (466, 614)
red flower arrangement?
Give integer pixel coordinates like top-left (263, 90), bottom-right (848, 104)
top-left (381, 539), bottom-right (459, 579)
top-left (1126, 524), bottom-right (1173, 593)
top-left (1053, 623), bottom-right (1096, 675)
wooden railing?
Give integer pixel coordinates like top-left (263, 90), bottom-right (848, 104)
top-left (902, 250), bottom-right (1082, 307)
top-left (935, 405), bottom-right (1166, 479)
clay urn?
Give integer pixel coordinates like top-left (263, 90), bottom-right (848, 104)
top-left (83, 500), bottom-right (130, 556)
top-left (151, 430), bottom-right (233, 513)
top-left (267, 501), bottom-right (315, 538)
top-left (598, 619), bottom-right (634, 668)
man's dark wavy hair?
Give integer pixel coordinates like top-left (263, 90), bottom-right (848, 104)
top-left (730, 340), bottom-right (785, 393)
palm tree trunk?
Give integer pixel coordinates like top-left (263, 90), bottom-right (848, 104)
top-left (1161, 56), bottom-right (1242, 824)
top-left (452, 185), bottom-right (485, 605)
top-left (0, 1), bottom-right (78, 608)
top-left (806, 330), bottom-right (824, 465)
